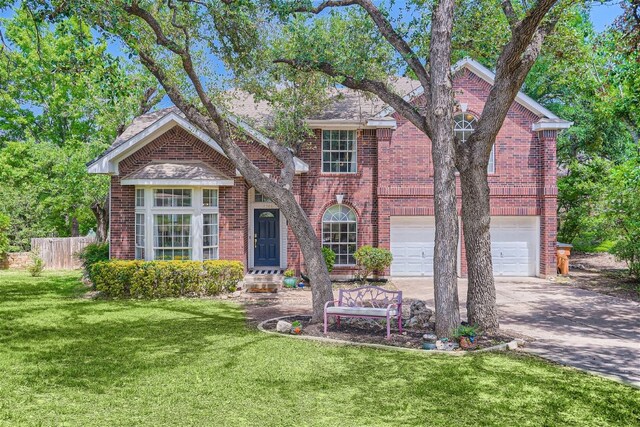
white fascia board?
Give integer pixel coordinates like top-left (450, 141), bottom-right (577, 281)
top-left (225, 114), bottom-right (309, 174)
top-left (88, 111), bottom-right (309, 175)
top-left (121, 178), bottom-right (235, 187)
top-left (374, 57), bottom-right (563, 121)
top-left (532, 121), bottom-right (573, 131)
top-left (87, 113), bottom-right (227, 175)
top-left (452, 58), bottom-right (561, 119)
top-left (305, 119), bottom-right (397, 129)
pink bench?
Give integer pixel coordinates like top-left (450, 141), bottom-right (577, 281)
top-left (324, 286), bottom-right (403, 339)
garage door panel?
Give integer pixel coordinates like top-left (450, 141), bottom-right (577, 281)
top-left (490, 217), bottom-right (538, 276)
top-left (390, 217), bottom-right (436, 277)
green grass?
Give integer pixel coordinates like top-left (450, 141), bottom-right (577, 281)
top-left (572, 239), bottom-right (617, 253)
top-left (0, 271), bottom-right (638, 426)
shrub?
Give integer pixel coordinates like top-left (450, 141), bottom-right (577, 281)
top-left (453, 324), bottom-right (479, 338)
top-left (353, 245), bottom-right (393, 282)
top-left (322, 247), bottom-right (336, 273)
top-left (28, 250), bottom-right (45, 277)
top-left (89, 260), bottom-right (244, 298)
top-left (76, 242), bottom-right (109, 274)
top-left (611, 238), bottom-right (640, 280)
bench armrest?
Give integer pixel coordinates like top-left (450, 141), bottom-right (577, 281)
top-left (386, 303), bottom-right (401, 315)
top-left (324, 300), bottom-right (341, 310)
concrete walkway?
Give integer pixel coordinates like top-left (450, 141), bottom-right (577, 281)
top-left (393, 277), bottom-right (640, 387)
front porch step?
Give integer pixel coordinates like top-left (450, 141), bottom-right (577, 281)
top-left (244, 269), bottom-right (284, 293)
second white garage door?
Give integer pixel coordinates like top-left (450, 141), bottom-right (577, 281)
top-left (390, 217), bottom-right (436, 276)
top-left (490, 216), bottom-right (539, 276)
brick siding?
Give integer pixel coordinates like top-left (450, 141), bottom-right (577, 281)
top-left (109, 68), bottom-right (558, 277)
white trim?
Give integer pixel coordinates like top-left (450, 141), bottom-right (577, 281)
top-left (532, 120), bottom-right (574, 131)
top-left (305, 119), bottom-right (397, 129)
top-left (136, 186), bottom-right (219, 261)
top-left (376, 58), bottom-right (572, 124)
top-left (247, 188), bottom-right (287, 270)
top-left (88, 111), bottom-right (309, 175)
top-left (122, 178), bottom-right (235, 187)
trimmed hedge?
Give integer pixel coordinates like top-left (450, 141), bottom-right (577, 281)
top-left (89, 260), bottom-right (244, 298)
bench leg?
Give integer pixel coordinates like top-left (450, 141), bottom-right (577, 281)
top-left (386, 315), bottom-right (391, 339)
top-left (324, 311), bottom-right (328, 335)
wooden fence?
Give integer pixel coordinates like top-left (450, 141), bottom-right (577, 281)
top-left (31, 237), bottom-right (96, 269)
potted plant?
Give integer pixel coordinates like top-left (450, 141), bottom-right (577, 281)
top-left (291, 320), bottom-right (302, 334)
top-left (283, 269), bottom-right (297, 288)
top-left (453, 324), bottom-right (479, 350)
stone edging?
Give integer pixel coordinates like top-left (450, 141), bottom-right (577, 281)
top-left (257, 315), bottom-right (521, 355)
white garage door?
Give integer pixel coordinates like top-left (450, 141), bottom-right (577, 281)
top-left (390, 217), bottom-right (436, 276)
top-left (490, 216), bottom-right (539, 276)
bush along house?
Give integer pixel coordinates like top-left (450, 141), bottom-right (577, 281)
top-left (87, 58), bottom-right (571, 285)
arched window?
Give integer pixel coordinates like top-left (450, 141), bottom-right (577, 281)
top-left (322, 205), bottom-right (357, 265)
top-left (454, 113), bottom-right (495, 173)
top-left (454, 113), bottom-right (477, 143)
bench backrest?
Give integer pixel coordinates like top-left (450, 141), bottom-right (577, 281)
top-left (338, 286), bottom-right (402, 309)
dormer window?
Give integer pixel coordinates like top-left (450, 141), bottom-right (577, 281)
top-left (454, 114), bottom-right (495, 174)
top-left (322, 130), bottom-right (357, 173)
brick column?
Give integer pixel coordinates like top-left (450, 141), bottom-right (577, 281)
top-left (538, 129), bottom-right (558, 278)
top-left (376, 127), bottom-right (394, 276)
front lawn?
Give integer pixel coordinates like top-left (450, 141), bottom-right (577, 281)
top-left (0, 271), bottom-right (638, 426)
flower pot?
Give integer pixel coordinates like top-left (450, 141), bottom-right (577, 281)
top-left (283, 277), bottom-right (297, 288)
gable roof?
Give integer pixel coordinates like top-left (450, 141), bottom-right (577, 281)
top-left (87, 108), bottom-right (309, 175)
top-left (121, 161), bottom-right (234, 187)
top-left (375, 58), bottom-right (572, 131)
top-left (88, 57), bottom-right (570, 175)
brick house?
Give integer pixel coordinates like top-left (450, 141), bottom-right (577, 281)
top-left (88, 58), bottom-right (571, 279)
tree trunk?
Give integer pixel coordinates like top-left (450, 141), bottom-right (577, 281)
top-left (256, 186), bottom-right (334, 324)
top-left (459, 164), bottom-right (499, 332)
top-left (429, 0), bottom-right (460, 338)
top-left (91, 194), bottom-right (109, 243)
top-left (71, 217), bottom-right (80, 237)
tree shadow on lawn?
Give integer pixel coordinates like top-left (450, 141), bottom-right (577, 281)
top-left (1, 274), bottom-right (638, 426)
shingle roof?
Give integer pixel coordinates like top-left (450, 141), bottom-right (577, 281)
top-left (122, 161), bottom-right (232, 182)
top-left (104, 77), bottom-right (421, 156)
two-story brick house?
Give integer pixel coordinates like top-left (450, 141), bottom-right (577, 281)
top-left (88, 58), bottom-right (571, 279)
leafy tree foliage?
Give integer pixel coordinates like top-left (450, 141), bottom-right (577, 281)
top-left (0, 5), bottom-right (161, 249)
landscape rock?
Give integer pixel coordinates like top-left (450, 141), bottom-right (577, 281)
top-left (276, 320), bottom-right (292, 333)
top-left (405, 300), bottom-right (433, 329)
top-left (423, 333), bottom-right (437, 341)
top-left (507, 341), bottom-right (518, 350)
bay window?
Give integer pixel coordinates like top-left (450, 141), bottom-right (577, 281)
top-left (135, 187), bottom-right (219, 261)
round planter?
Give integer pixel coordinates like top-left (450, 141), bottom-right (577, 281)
top-left (283, 277), bottom-right (297, 288)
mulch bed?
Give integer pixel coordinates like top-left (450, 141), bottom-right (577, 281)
top-left (564, 252), bottom-right (639, 302)
top-left (261, 315), bottom-right (514, 351)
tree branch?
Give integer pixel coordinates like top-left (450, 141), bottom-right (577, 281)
top-left (123, 3), bottom-right (297, 187)
top-left (501, 0), bottom-right (517, 29)
top-left (275, 58), bottom-right (431, 135)
top-left (290, 0), bottom-right (432, 110)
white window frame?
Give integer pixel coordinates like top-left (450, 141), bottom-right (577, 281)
top-left (321, 129), bottom-right (358, 174)
top-left (322, 204), bottom-right (358, 266)
top-left (135, 187), bottom-right (219, 261)
top-left (454, 114), bottom-right (495, 174)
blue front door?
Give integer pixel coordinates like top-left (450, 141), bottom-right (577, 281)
top-left (254, 209), bottom-right (280, 267)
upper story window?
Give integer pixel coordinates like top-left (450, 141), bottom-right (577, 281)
top-left (454, 113), bottom-right (495, 174)
top-left (322, 204), bottom-right (357, 265)
top-left (322, 130), bottom-right (357, 173)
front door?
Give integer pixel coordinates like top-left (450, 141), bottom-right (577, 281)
top-left (254, 209), bottom-right (280, 267)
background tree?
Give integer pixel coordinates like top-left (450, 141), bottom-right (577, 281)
top-left (0, 5), bottom-right (161, 247)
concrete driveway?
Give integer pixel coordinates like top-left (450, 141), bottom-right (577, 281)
top-left (393, 277), bottom-right (640, 387)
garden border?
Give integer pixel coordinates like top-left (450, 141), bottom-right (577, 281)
top-left (257, 315), bottom-right (521, 355)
